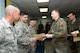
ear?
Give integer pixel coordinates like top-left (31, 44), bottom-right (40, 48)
top-left (11, 11), bottom-right (15, 17)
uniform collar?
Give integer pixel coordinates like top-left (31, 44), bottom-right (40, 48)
top-left (2, 18), bottom-right (12, 28)
top-left (19, 20), bottom-right (28, 25)
top-left (55, 17), bottom-right (60, 22)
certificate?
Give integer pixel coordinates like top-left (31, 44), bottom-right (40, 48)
top-left (74, 37), bottom-right (80, 42)
top-left (34, 34), bottom-right (45, 39)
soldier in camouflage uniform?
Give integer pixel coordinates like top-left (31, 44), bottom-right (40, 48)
top-left (29, 19), bottom-right (37, 53)
top-left (14, 13), bottom-right (38, 53)
top-left (67, 12), bottom-right (79, 53)
top-left (0, 5), bottom-right (20, 53)
top-left (45, 9), bottom-right (68, 53)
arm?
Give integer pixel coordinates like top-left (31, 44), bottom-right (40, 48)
top-left (46, 20), bottom-right (67, 38)
top-left (0, 23), bottom-right (5, 43)
top-left (15, 25), bottom-right (33, 45)
top-left (53, 21), bottom-right (67, 38)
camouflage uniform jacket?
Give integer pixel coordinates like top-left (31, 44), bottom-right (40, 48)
top-left (48, 18), bottom-right (67, 46)
top-left (0, 18), bottom-right (18, 53)
top-left (29, 25), bottom-right (36, 37)
top-left (14, 20), bottom-right (32, 46)
top-left (67, 19), bottom-right (79, 34)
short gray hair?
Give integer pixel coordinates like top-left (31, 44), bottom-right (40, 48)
top-left (5, 5), bottom-right (19, 15)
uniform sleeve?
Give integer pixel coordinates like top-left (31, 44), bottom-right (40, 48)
top-left (14, 25), bottom-right (32, 45)
top-left (53, 20), bottom-right (67, 38)
top-left (0, 24), bottom-right (5, 43)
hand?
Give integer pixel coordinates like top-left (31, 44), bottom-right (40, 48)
top-left (71, 32), bottom-right (77, 37)
top-left (31, 42), bottom-right (35, 47)
top-left (71, 31), bottom-right (79, 37)
top-left (45, 34), bottom-right (53, 38)
top-left (32, 37), bottom-right (38, 42)
top-left (38, 37), bottom-right (46, 41)
top-left (38, 33), bottom-right (46, 41)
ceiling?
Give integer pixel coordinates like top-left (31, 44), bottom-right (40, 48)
top-left (10, 0), bottom-right (80, 18)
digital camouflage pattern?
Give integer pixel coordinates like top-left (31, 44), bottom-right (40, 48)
top-left (0, 18), bottom-right (18, 53)
top-left (14, 20), bottom-right (33, 53)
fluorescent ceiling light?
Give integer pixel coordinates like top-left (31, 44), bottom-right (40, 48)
top-left (37, 0), bottom-right (49, 3)
top-left (39, 8), bottom-right (48, 12)
top-left (42, 16), bottom-right (47, 18)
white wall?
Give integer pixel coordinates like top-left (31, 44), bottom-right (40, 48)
top-left (0, 0), bottom-right (5, 19)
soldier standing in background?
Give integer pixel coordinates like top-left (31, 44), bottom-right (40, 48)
top-left (37, 21), bottom-right (44, 33)
top-left (0, 5), bottom-right (20, 53)
top-left (45, 9), bottom-right (68, 53)
top-left (36, 21), bottom-right (45, 53)
top-left (29, 19), bottom-right (37, 53)
top-left (14, 13), bottom-right (38, 53)
top-left (67, 12), bottom-right (79, 53)
top-left (45, 22), bottom-right (51, 34)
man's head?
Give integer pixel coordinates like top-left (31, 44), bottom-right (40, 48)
top-left (6, 5), bottom-right (20, 21)
top-left (51, 9), bottom-right (60, 20)
top-left (67, 12), bottom-right (76, 21)
top-left (29, 19), bottom-right (37, 27)
top-left (20, 13), bottom-right (28, 23)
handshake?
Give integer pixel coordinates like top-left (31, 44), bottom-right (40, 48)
top-left (33, 33), bottom-right (53, 41)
